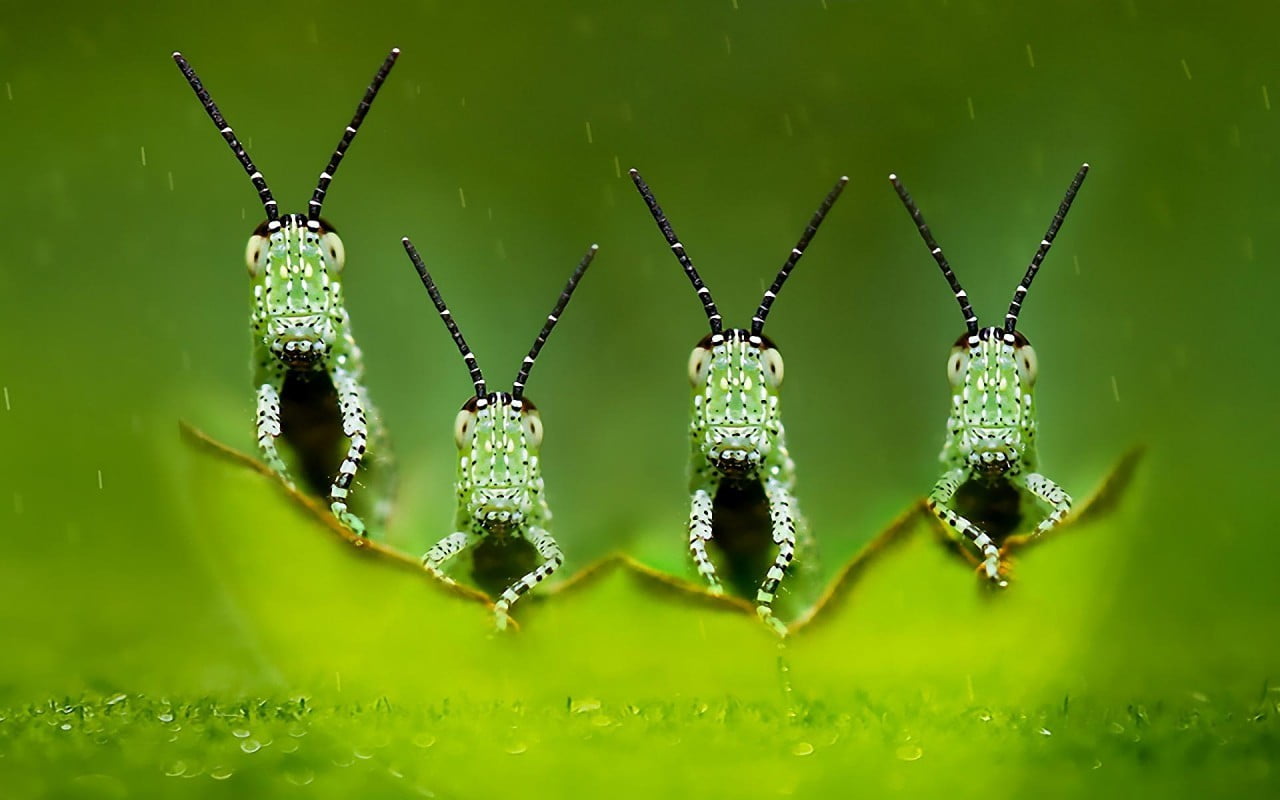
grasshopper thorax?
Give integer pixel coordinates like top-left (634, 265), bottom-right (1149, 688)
top-left (690, 329), bottom-right (784, 478)
top-left (455, 393), bottom-right (544, 536)
top-left (246, 214), bottom-right (347, 370)
top-left (948, 327), bottom-right (1038, 477)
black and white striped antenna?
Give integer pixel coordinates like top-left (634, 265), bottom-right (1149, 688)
top-left (630, 169), bottom-right (723, 334)
top-left (889, 172), bottom-right (980, 337)
top-left (403, 237), bottom-right (488, 397)
top-left (512, 245), bottom-right (599, 400)
top-left (1004, 163), bottom-right (1090, 333)
top-left (752, 176), bottom-right (848, 335)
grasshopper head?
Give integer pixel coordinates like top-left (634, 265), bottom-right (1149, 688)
top-left (455, 393), bottom-right (543, 535)
top-left (948, 327), bottom-right (1038, 476)
top-left (246, 215), bottom-right (346, 370)
top-left (689, 330), bottom-right (783, 478)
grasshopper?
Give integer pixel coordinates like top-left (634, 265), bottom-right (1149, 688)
top-left (173, 49), bottom-right (400, 537)
top-left (889, 164), bottom-right (1090, 586)
top-left (402, 237), bottom-right (598, 630)
top-left (629, 169), bottom-right (847, 634)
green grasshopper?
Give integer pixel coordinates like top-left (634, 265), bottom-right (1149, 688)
top-left (889, 164), bottom-right (1090, 586)
top-left (402, 237), bottom-right (598, 630)
top-left (173, 49), bottom-right (400, 538)
top-left (629, 169), bottom-right (847, 635)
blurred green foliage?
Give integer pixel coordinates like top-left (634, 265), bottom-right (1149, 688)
top-left (1, 0), bottom-right (1278, 795)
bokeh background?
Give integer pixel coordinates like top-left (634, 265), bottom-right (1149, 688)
top-left (1, 0), bottom-right (1276, 724)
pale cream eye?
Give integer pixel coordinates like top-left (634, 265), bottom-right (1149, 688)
top-left (454, 408), bottom-right (477, 448)
top-left (1015, 345), bottom-right (1038, 385)
top-left (521, 412), bottom-right (544, 448)
top-left (761, 347), bottom-right (785, 388)
top-left (947, 348), bottom-right (969, 385)
top-left (321, 231), bottom-right (346, 273)
top-left (687, 346), bottom-right (713, 386)
top-left (245, 234), bottom-right (268, 277)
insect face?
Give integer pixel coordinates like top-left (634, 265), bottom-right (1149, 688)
top-left (691, 330), bottom-right (782, 478)
top-left (456, 393), bottom-right (543, 536)
top-left (949, 327), bottom-right (1037, 477)
top-left (247, 215), bottom-right (347, 370)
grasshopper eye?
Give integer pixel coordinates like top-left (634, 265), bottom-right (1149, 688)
top-left (245, 234), bottom-right (268, 277)
top-left (1015, 344), bottom-right (1038, 385)
top-left (688, 345), bottom-right (713, 386)
top-left (454, 406), bottom-right (478, 448)
top-left (947, 348), bottom-right (969, 385)
top-left (761, 347), bottom-right (784, 388)
top-left (521, 411), bottom-right (544, 448)
top-left (320, 231), bottom-right (346, 273)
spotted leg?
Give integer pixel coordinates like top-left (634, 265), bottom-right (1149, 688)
top-left (422, 530), bottom-right (483, 584)
top-left (689, 482), bottom-right (723, 594)
top-left (1022, 472), bottom-right (1073, 537)
top-left (254, 375), bottom-right (292, 489)
top-left (493, 526), bottom-right (564, 631)
top-left (756, 477), bottom-right (798, 636)
top-left (929, 467), bottom-right (1006, 587)
top-left (329, 367), bottom-right (370, 537)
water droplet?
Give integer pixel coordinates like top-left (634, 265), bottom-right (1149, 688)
top-left (570, 698), bottom-right (601, 714)
top-left (505, 742), bottom-right (528, 755)
top-left (164, 761), bottom-right (186, 777)
top-left (105, 693), bottom-right (127, 706)
top-left (285, 770), bottom-right (315, 786)
top-left (896, 744), bottom-right (924, 761)
top-left (240, 739), bottom-right (262, 754)
top-left (209, 765), bottom-right (234, 780)
top-left (60, 723), bottom-right (72, 731)
top-left (353, 746), bottom-right (374, 760)
top-left (791, 742), bottom-right (814, 756)
top-left (231, 728), bottom-right (251, 739)
top-left (158, 712), bottom-right (175, 723)
top-left (412, 733), bottom-right (436, 749)
top-left (1038, 727), bottom-right (1052, 736)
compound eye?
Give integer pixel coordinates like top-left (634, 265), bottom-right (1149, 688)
top-left (245, 234), bottom-right (268, 277)
top-left (320, 231), bottom-right (346, 273)
top-left (946, 347), bottom-right (969, 385)
top-left (454, 406), bottom-right (478, 448)
top-left (687, 345), bottom-right (713, 386)
top-left (761, 347), bottom-right (785, 388)
top-left (1015, 344), bottom-right (1038, 385)
top-left (521, 410), bottom-right (544, 448)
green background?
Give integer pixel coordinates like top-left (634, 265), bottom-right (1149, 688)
top-left (1, 0), bottom-right (1277, 795)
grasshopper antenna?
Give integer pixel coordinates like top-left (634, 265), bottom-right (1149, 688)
top-left (630, 169), bottom-right (723, 334)
top-left (512, 245), bottom-right (599, 400)
top-left (403, 236), bottom-right (487, 397)
top-left (889, 173), bottom-right (979, 337)
top-left (752, 176), bottom-right (848, 335)
top-left (1004, 163), bottom-right (1090, 334)
top-left (308, 48), bottom-right (400, 221)
top-left (173, 51), bottom-right (279, 223)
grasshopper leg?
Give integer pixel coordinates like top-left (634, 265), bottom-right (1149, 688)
top-left (493, 526), bottom-right (564, 630)
top-left (756, 477), bottom-right (798, 636)
top-left (688, 483), bottom-right (723, 594)
top-left (1022, 472), bottom-right (1073, 537)
top-left (929, 467), bottom-right (1006, 587)
top-left (328, 367), bottom-right (371, 537)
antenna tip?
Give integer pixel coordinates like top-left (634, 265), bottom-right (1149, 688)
top-left (391, 47), bottom-right (401, 54)
top-left (401, 236), bottom-right (410, 244)
top-left (628, 168), bottom-right (639, 176)
top-left (839, 175), bottom-right (849, 183)
top-left (590, 243), bottom-right (600, 251)
top-left (171, 51), bottom-right (183, 59)
top-left (888, 172), bottom-right (898, 181)
top-left (1081, 162), bottom-right (1090, 169)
